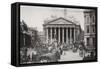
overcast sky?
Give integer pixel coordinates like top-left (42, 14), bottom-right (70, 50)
top-left (20, 5), bottom-right (85, 32)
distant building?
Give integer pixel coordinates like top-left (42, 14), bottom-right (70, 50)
top-left (20, 20), bottom-right (37, 48)
top-left (20, 20), bottom-right (31, 48)
top-left (38, 31), bottom-right (45, 44)
top-left (43, 17), bottom-right (82, 44)
top-left (28, 27), bottom-right (38, 46)
top-left (84, 9), bottom-right (96, 51)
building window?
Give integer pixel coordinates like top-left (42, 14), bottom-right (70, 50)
top-left (87, 16), bottom-right (90, 24)
top-left (87, 26), bottom-right (89, 33)
top-left (92, 25), bottom-right (95, 33)
top-left (87, 38), bottom-right (90, 46)
top-left (93, 38), bottom-right (95, 46)
top-left (93, 16), bottom-right (95, 23)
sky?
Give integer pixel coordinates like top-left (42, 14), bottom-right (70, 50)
top-left (20, 5), bottom-right (85, 32)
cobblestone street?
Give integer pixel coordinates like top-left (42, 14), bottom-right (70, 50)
top-left (59, 50), bottom-right (83, 61)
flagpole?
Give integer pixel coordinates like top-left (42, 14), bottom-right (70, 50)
top-left (64, 9), bottom-right (67, 19)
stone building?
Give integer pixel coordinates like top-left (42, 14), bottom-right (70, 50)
top-left (84, 9), bottom-right (96, 51)
top-left (43, 17), bottom-right (82, 44)
top-left (38, 32), bottom-right (45, 44)
top-left (20, 20), bottom-right (31, 47)
top-left (20, 20), bottom-right (38, 48)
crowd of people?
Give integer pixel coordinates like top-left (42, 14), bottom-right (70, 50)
top-left (20, 38), bottom-right (96, 64)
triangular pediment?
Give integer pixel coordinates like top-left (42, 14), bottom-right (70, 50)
top-left (44, 17), bottom-right (75, 25)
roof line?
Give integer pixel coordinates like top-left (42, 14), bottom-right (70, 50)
top-left (43, 17), bottom-right (76, 25)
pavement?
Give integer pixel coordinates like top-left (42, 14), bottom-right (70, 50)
top-left (59, 50), bottom-right (83, 61)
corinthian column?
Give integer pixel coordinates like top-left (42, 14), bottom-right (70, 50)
top-left (74, 28), bottom-right (76, 42)
top-left (46, 28), bottom-right (48, 43)
top-left (54, 28), bottom-right (56, 39)
top-left (50, 27), bottom-right (52, 43)
top-left (70, 28), bottom-right (72, 44)
top-left (66, 28), bottom-right (68, 43)
top-left (59, 28), bottom-right (60, 43)
top-left (62, 28), bottom-right (64, 43)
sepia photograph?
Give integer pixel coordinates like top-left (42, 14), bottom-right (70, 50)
top-left (19, 4), bottom-right (97, 64)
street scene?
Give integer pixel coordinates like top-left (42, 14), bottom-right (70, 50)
top-left (20, 6), bottom-right (96, 64)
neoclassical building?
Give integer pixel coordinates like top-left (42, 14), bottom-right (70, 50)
top-left (43, 17), bottom-right (81, 44)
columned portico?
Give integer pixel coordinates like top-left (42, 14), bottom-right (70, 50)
top-left (45, 27), bottom-right (76, 44)
top-left (43, 17), bottom-right (80, 44)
